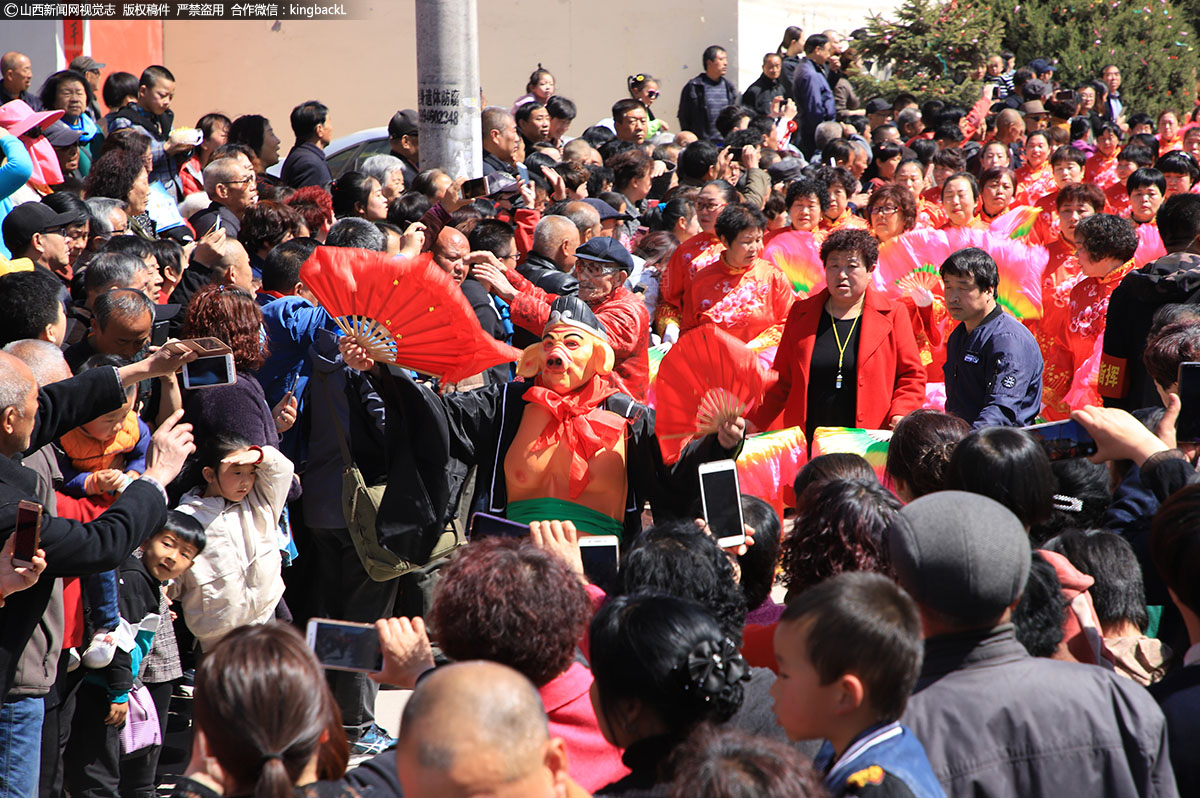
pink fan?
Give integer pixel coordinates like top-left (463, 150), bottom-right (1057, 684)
top-left (1135, 223), bottom-right (1166, 267)
top-left (761, 230), bottom-right (824, 297)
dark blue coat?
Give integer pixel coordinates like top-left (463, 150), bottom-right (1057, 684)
top-left (791, 57), bottom-right (835, 156)
top-left (280, 142), bottom-right (332, 189)
top-left (944, 305), bottom-right (1043, 428)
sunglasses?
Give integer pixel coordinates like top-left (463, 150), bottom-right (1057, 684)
top-left (644, 90), bottom-right (660, 99)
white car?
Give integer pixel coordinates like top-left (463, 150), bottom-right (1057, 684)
top-left (266, 127), bottom-right (391, 180)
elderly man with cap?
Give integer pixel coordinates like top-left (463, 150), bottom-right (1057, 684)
top-left (68, 56), bottom-right (105, 121)
top-left (388, 108), bottom-right (420, 189)
top-left (889, 491), bottom-right (1177, 796)
top-left (474, 236), bottom-right (650, 400)
top-left (1, 201), bottom-right (84, 280)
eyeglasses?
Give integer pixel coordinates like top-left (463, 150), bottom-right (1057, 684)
top-left (222, 177), bottom-right (255, 186)
top-left (696, 200), bottom-right (725, 211)
top-left (496, 252), bottom-right (518, 263)
top-left (870, 206), bottom-right (900, 217)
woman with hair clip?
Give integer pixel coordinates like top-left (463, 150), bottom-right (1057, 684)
top-left (170, 623), bottom-right (356, 798)
top-left (778, 25), bottom-right (804, 96)
top-left (590, 593), bottom-right (749, 796)
top-left (627, 73), bottom-right (669, 137)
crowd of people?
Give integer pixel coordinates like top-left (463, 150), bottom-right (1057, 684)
top-left (0, 20), bottom-right (1199, 798)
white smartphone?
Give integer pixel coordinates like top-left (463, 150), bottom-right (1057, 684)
top-left (181, 354), bottom-right (236, 389)
top-left (579, 534), bottom-right (620, 591)
top-left (698, 460), bottom-right (746, 547)
top-left (305, 618), bottom-right (383, 673)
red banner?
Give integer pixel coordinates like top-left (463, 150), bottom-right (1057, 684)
top-left (62, 19), bottom-right (84, 66)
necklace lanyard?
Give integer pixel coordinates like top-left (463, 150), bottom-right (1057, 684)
top-left (831, 312), bottom-right (860, 390)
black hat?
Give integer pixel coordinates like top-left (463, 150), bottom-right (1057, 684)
top-left (767, 157), bottom-right (805, 184)
top-left (574, 236), bottom-right (635, 273)
top-left (68, 55), bottom-right (106, 72)
top-left (2, 202), bottom-right (82, 248)
top-left (865, 97), bottom-right (892, 116)
top-left (388, 109), bottom-right (419, 138)
top-left (543, 295), bottom-right (608, 340)
top-left (583, 197), bottom-right (633, 222)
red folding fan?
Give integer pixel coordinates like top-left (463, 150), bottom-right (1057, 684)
top-left (654, 325), bottom-right (767, 459)
top-left (299, 246), bottom-right (522, 383)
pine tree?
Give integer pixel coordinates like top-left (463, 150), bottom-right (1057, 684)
top-left (1001, 0), bottom-right (1199, 117)
top-left (853, 0), bottom-right (1006, 106)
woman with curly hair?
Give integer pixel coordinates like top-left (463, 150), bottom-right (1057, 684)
top-left (84, 148), bottom-right (154, 238)
top-left (781, 476), bottom-right (901, 601)
top-left (180, 284), bottom-right (295, 452)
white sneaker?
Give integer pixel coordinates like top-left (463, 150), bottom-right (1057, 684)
top-left (66, 648), bottom-right (81, 672)
top-left (81, 632), bottom-right (117, 669)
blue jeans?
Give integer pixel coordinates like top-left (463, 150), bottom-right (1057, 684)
top-left (0, 696), bottom-right (45, 798)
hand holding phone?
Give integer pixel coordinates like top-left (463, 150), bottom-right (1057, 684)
top-left (469, 512), bottom-right (530, 540)
top-left (12, 501), bottom-right (42, 567)
top-left (181, 354), bottom-right (237, 389)
top-left (369, 617), bottom-right (436, 689)
top-left (1176, 362), bottom-right (1200, 443)
top-left (1023, 419), bottom-right (1098, 461)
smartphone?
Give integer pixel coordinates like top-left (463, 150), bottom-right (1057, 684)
top-left (12, 500), bottom-right (42, 567)
top-left (1177, 362), bottom-right (1200, 442)
top-left (579, 535), bottom-right (620, 592)
top-left (698, 460), bottom-right (746, 547)
top-left (1023, 419), bottom-right (1098, 461)
top-left (1055, 89), bottom-right (1074, 101)
top-left (150, 319), bottom-right (170, 348)
top-left (305, 618), bottom-right (382, 673)
top-left (461, 176), bottom-right (490, 199)
top-left (181, 354), bottom-right (236, 389)
top-left (469, 511), bottom-right (529, 540)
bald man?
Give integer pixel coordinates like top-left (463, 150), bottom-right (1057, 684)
top-left (215, 239), bottom-right (255, 292)
top-left (562, 201), bottom-right (603, 243)
top-left (396, 662), bottom-right (579, 798)
top-left (511, 215), bottom-right (579, 349)
top-left (432, 226), bottom-right (469, 285)
top-left (0, 51), bottom-right (41, 109)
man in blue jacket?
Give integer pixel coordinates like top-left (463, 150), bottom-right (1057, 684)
top-left (791, 34), bottom-right (837, 158)
top-left (677, 46), bottom-right (739, 143)
top-left (940, 247), bottom-right (1043, 428)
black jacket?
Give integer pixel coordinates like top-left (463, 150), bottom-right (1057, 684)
top-left (280, 142), bottom-right (332, 190)
top-left (677, 74), bottom-right (739, 142)
top-left (459, 277), bottom-right (511, 385)
top-left (439, 381), bottom-right (738, 542)
top-left (98, 554), bottom-right (162, 698)
top-left (1102, 252), bottom-right (1200, 411)
top-left (1150, 663), bottom-right (1200, 797)
top-left (512, 252), bottom-right (578, 349)
top-left (0, 367), bottom-right (167, 698)
top-left (741, 73), bottom-right (788, 115)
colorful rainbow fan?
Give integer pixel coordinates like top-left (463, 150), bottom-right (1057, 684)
top-left (737, 426), bottom-right (808, 513)
top-left (894, 263), bottom-right (943, 297)
top-left (299, 246), bottom-right (523, 383)
top-left (811, 427), bottom-right (893, 481)
top-left (644, 343), bottom-right (670, 410)
top-left (654, 326), bottom-right (767, 460)
top-left (989, 205), bottom-right (1042, 239)
top-left (876, 228), bottom-right (1047, 320)
top-left (762, 230), bottom-right (825, 297)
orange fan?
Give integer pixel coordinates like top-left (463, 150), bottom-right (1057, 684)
top-left (654, 325), bottom-right (767, 460)
top-left (299, 246), bottom-right (523, 383)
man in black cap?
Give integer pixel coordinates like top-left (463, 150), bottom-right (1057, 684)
top-left (45, 120), bottom-right (83, 187)
top-left (388, 109), bottom-right (420, 189)
top-left (1, 202), bottom-right (83, 280)
top-left (864, 96), bottom-right (892, 131)
top-left (473, 236), bottom-right (650, 400)
top-left (890, 491), bottom-right (1177, 796)
top-left (581, 198), bottom-right (631, 239)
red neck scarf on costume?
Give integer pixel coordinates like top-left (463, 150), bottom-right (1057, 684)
top-left (525, 375), bottom-right (626, 498)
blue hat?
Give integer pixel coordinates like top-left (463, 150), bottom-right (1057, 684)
top-left (575, 236), bottom-right (635, 273)
top-left (1029, 58), bottom-right (1056, 74)
top-left (583, 197), bottom-right (633, 222)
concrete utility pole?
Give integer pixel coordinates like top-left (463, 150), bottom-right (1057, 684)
top-left (414, 0), bottom-right (482, 180)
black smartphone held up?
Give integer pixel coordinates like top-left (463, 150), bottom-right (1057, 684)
top-left (12, 500), bottom-right (43, 567)
top-left (469, 512), bottom-right (530, 540)
top-left (1023, 419), bottom-right (1098, 461)
top-left (305, 618), bottom-right (383, 673)
top-left (150, 319), bottom-right (170, 348)
top-left (1177, 362), bottom-right (1200, 442)
top-left (181, 354), bottom-right (237, 390)
top-left (579, 535), bottom-right (620, 593)
top-left (699, 460), bottom-right (746, 547)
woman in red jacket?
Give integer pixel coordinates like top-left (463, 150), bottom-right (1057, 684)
top-left (750, 228), bottom-right (926, 442)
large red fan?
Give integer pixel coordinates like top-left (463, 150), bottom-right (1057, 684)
top-left (654, 325), bottom-right (767, 462)
top-left (300, 246), bottom-right (522, 383)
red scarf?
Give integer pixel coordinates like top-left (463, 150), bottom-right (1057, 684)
top-left (524, 376), bottom-right (626, 498)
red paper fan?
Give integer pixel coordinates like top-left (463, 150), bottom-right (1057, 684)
top-left (654, 325), bottom-right (766, 458)
top-left (299, 246), bottom-right (522, 383)
top-left (895, 268), bottom-right (943, 297)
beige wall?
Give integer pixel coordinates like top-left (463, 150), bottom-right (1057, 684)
top-left (165, 0), bottom-right (898, 148)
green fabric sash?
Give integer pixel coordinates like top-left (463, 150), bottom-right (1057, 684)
top-left (507, 497), bottom-right (624, 540)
